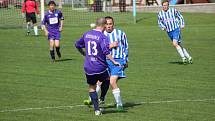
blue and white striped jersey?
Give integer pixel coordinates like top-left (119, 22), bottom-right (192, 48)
top-left (158, 7), bottom-right (184, 32)
top-left (104, 29), bottom-right (128, 62)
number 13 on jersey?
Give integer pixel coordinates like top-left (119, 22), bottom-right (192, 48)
top-left (88, 41), bottom-right (98, 56)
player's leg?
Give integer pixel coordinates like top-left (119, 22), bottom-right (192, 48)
top-left (86, 74), bottom-right (102, 115)
top-left (55, 32), bottom-right (61, 58)
top-left (49, 39), bottom-right (55, 62)
top-left (26, 13), bottom-right (31, 35)
top-left (31, 13), bottom-right (38, 36)
top-left (99, 79), bottom-right (110, 104)
top-left (110, 75), bottom-right (123, 111)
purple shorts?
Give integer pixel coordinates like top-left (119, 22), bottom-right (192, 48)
top-left (48, 31), bottom-right (61, 40)
top-left (85, 70), bottom-right (109, 85)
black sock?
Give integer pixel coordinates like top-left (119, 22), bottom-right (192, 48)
top-left (100, 79), bottom-right (110, 101)
top-left (56, 47), bottom-right (61, 58)
top-left (89, 91), bottom-right (99, 111)
top-left (50, 50), bottom-right (55, 60)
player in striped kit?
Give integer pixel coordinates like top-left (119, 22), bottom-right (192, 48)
top-left (158, 1), bottom-right (192, 64)
top-left (103, 16), bottom-right (128, 111)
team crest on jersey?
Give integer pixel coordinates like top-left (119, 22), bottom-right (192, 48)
top-left (55, 13), bottom-right (58, 17)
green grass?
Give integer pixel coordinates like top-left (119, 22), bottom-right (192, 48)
top-left (0, 13), bottom-right (215, 121)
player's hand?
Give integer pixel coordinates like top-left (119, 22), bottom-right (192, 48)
top-left (180, 25), bottom-right (185, 29)
top-left (44, 30), bottom-right (48, 36)
top-left (161, 28), bottom-right (165, 31)
top-left (22, 13), bottom-right (25, 18)
top-left (110, 41), bottom-right (118, 49)
top-left (124, 62), bottom-right (128, 68)
top-left (113, 61), bottom-right (120, 66)
top-left (59, 27), bottom-right (63, 32)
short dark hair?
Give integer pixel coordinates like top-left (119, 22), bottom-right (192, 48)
top-left (48, 1), bottom-right (56, 6)
top-left (162, 0), bottom-right (169, 5)
top-left (105, 16), bottom-right (114, 25)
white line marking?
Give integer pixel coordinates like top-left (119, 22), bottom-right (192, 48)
top-left (0, 98), bottom-right (214, 113)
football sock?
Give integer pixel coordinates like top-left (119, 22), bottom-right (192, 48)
top-left (89, 91), bottom-right (99, 111)
top-left (100, 79), bottom-right (110, 101)
top-left (176, 46), bottom-right (185, 58)
top-left (182, 48), bottom-right (190, 58)
top-left (112, 88), bottom-right (123, 106)
top-left (27, 23), bottom-right (31, 32)
top-left (96, 84), bottom-right (100, 93)
top-left (56, 47), bottom-right (61, 58)
top-left (50, 50), bottom-right (55, 60)
top-left (34, 26), bottom-right (38, 35)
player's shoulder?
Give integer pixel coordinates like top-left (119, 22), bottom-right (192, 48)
top-left (55, 9), bottom-right (62, 14)
top-left (115, 28), bottom-right (125, 34)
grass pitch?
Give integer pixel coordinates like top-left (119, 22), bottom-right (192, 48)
top-left (0, 13), bottom-right (215, 121)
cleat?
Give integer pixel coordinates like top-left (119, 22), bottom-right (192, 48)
top-left (99, 99), bottom-right (105, 105)
top-left (84, 99), bottom-right (92, 105)
top-left (182, 58), bottom-right (187, 65)
top-left (188, 57), bottom-right (193, 64)
top-left (95, 110), bottom-right (102, 116)
top-left (116, 105), bottom-right (124, 112)
top-left (57, 52), bottom-right (61, 59)
top-left (50, 59), bottom-right (55, 63)
top-left (26, 31), bottom-right (30, 36)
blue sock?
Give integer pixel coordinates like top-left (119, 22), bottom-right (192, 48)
top-left (89, 91), bottom-right (99, 111)
top-left (100, 79), bottom-right (110, 101)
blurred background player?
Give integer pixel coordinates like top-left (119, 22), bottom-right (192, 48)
top-left (75, 18), bottom-right (120, 116)
top-left (158, 1), bottom-right (192, 64)
top-left (22, 0), bottom-right (39, 36)
top-left (42, 1), bottom-right (64, 62)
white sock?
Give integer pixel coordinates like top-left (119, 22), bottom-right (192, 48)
top-left (176, 46), bottom-right (185, 59)
top-left (183, 48), bottom-right (191, 58)
top-left (27, 23), bottom-right (31, 32)
top-left (34, 26), bottom-right (38, 35)
top-left (112, 88), bottom-right (122, 106)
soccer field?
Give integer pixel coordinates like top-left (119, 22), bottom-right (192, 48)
top-left (0, 13), bottom-right (215, 121)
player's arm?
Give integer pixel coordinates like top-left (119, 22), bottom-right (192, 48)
top-left (109, 41), bottom-right (118, 49)
top-left (122, 32), bottom-right (129, 68)
top-left (75, 36), bottom-right (86, 56)
top-left (59, 11), bottom-right (64, 32)
top-left (101, 37), bottom-right (120, 66)
top-left (158, 14), bottom-right (166, 31)
top-left (175, 9), bottom-right (185, 29)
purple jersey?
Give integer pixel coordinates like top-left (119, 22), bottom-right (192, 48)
top-left (75, 29), bottom-right (110, 75)
top-left (42, 9), bottom-right (64, 33)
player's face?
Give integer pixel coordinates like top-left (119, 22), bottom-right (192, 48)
top-left (105, 19), bottom-right (114, 33)
top-left (49, 4), bottom-right (55, 11)
top-left (162, 2), bottom-right (169, 12)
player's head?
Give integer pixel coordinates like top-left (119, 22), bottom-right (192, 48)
top-left (48, 1), bottom-right (56, 11)
top-left (95, 17), bottom-right (106, 32)
top-left (162, 1), bottom-right (169, 12)
top-left (105, 16), bottom-right (114, 33)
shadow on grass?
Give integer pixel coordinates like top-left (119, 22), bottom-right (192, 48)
top-left (55, 58), bottom-right (74, 62)
top-left (102, 102), bottom-right (142, 114)
top-left (168, 61), bottom-right (185, 65)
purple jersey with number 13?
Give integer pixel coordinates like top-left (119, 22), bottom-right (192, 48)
top-left (75, 29), bottom-right (110, 75)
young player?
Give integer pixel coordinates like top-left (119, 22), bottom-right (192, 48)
top-left (75, 18), bottom-right (120, 116)
top-left (42, 1), bottom-right (64, 62)
top-left (21, 0), bottom-right (39, 36)
top-left (158, 1), bottom-right (192, 64)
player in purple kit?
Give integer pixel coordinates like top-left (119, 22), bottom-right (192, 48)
top-left (42, 1), bottom-right (64, 62)
top-left (75, 18), bottom-right (120, 116)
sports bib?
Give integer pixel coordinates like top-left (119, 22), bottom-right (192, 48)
top-left (49, 17), bottom-right (58, 24)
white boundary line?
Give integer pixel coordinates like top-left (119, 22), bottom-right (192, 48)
top-left (0, 98), bottom-right (215, 113)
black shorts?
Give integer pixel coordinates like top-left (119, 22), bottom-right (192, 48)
top-left (85, 70), bottom-right (109, 85)
top-left (26, 12), bottom-right (37, 24)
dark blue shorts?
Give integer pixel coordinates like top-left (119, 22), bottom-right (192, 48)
top-left (48, 31), bottom-right (61, 40)
top-left (85, 70), bottom-right (109, 85)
